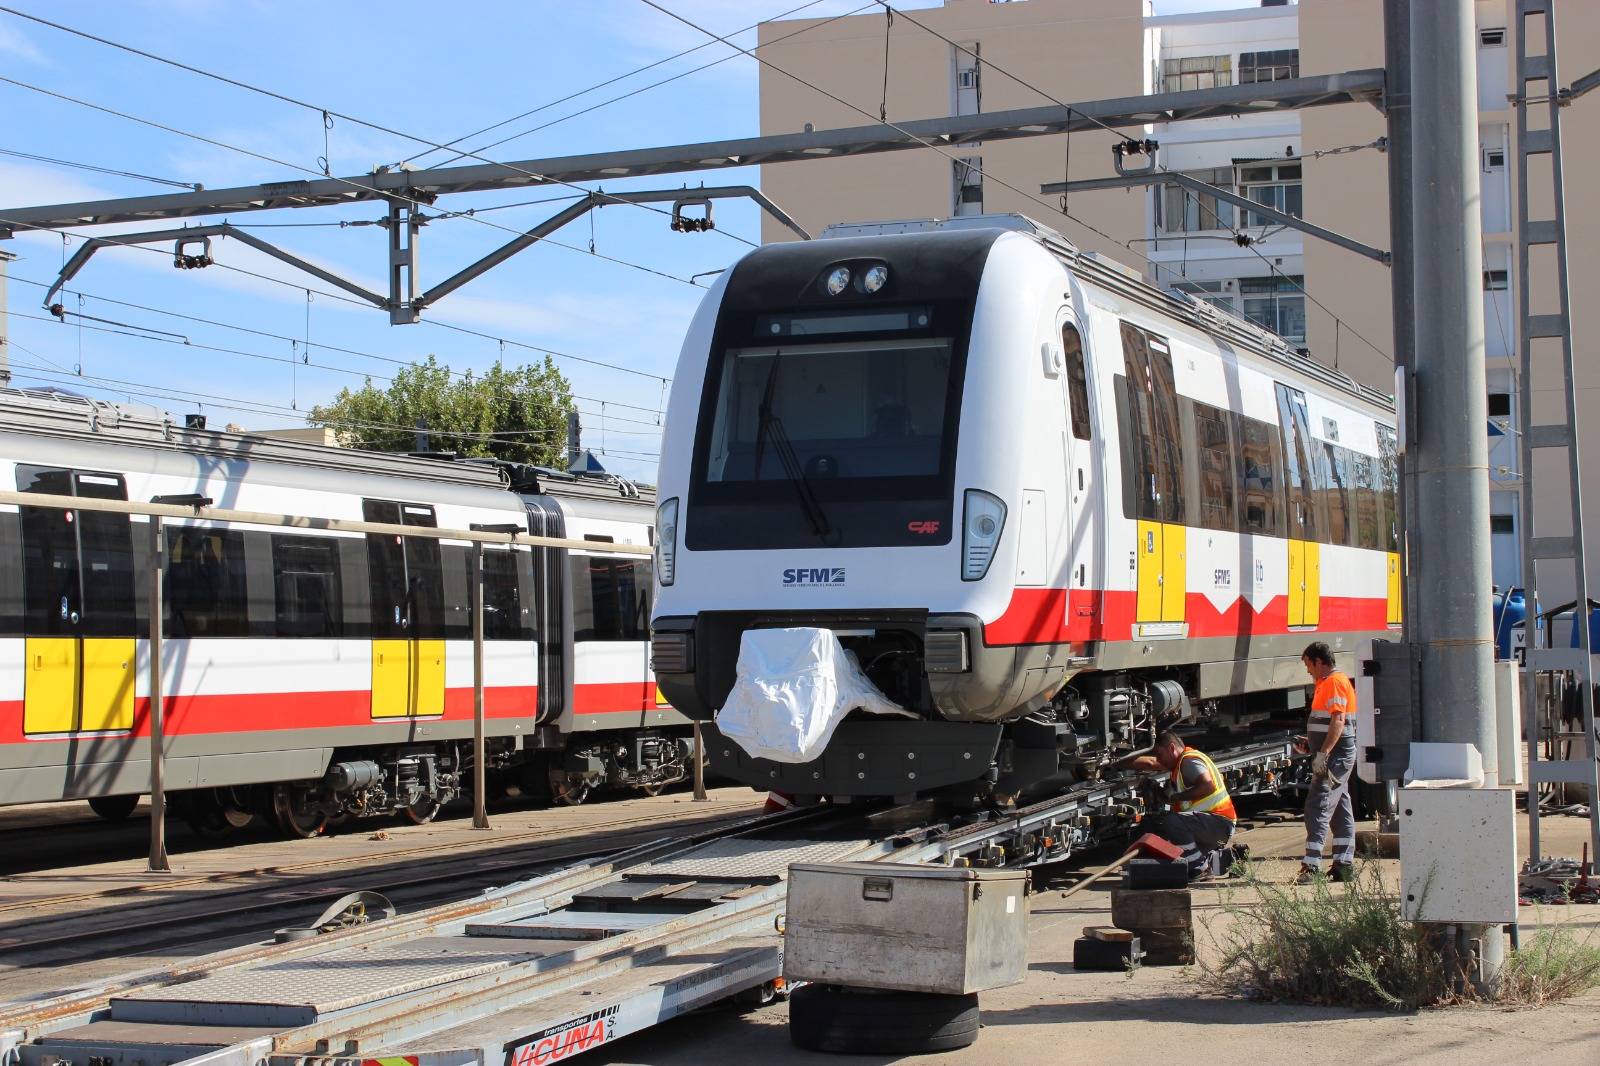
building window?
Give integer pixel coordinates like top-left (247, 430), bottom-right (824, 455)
top-left (1480, 28), bottom-right (1506, 47)
top-left (1163, 55), bottom-right (1233, 93)
top-left (1483, 147), bottom-right (1506, 170)
top-left (1484, 269), bottom-right (1510, 291)
top-left (1238, 163), bottom-right (1302, 226)
top-left (1488, 393), bottom-right (1512, 417)
top-left (1490, 514), bottom-right (1514, 534)
top-left (1239, 49), bottom-right (1299, 83)
top-left (1241, 275), bottom-right (1307, 343)
top-left (1160, 169), bottom-right (1235, 233)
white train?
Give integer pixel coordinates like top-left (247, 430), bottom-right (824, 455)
top-left (652, 215), bottom-right (1399, 801)
top-left (0, 389), bottom-right (687, 835)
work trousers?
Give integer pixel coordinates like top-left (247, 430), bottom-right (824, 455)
top-left (1151, 809), bottom-right (1235, 878)
top-left (1304, 735), bottom-right (1358, 869)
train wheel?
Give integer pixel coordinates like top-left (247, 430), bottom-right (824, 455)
top-left (88, 794), bottom-right (139, 822)
top-left (272, 785), bottom-right (328, 839)
top-left (638, 782), bottom-right (667, 798)
top-left (404, 797), bottom-right (443, 824)
top-left (552, 778), bottom-right (592, 807)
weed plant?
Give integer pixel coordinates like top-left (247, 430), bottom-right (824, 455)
top-left (1199, 862), bottom-right (1600, 1010)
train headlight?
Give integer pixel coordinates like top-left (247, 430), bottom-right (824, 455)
top-left (962, 489), bottom-right (1006, 581)
top-left (825, 267), bottom-right (851, 295)
top-left (656, 496), bottom-right (679, 586)
top-left (862, 264), bottom-right (889, 293)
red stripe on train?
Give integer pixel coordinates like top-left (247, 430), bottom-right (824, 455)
top-left (983, 588), bottom-right (1391, 646)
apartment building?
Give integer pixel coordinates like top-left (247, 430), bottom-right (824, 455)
top-left (757, 0), bottom-right (1600, 600)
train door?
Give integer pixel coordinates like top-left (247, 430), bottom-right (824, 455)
top-left (1275, 385), bottom-right (1322, 627)
top-left (18, 468), bottom-right (137, 734)
top-left (1060, 318), bottom-right (1100, 617)
top-left (364, 500), bottom-right (446, 718)
top-left (1121, 324), bottom-right (1186, 626)
top-left (1377, 424), bottom-right (1402, 625)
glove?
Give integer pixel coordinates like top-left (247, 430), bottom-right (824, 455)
top-left (1311, 751), bottom-right (1329, 776)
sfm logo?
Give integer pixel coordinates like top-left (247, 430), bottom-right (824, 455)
top-left (783, 567), bottom-right (847, 586)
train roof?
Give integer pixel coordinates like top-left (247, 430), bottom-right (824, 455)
top-left (817, 215), bottom-right (1394, 413)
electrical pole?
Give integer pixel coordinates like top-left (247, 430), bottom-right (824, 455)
top-left (1408, 0), bottom-right (1503, 984)
top-left (1384, 0), bottom-right (1414, 624)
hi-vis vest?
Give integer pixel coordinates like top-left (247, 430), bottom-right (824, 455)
top-left (1171, 748), bottom-right (1238, 822)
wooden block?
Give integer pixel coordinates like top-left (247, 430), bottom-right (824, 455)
top-left (1074, 935), bottom-right (1142, 971)
top-left (1355, 830), bottom-right (1399, 858)
top-left (1084, 926), bottom-right (1134, 942)
top-left (1111, 888), bottom-right (1192, 930)
top-left (1127, 926), bottom-right (1194, 966)
top-left (1124, 857), bottom-right (1189, 890)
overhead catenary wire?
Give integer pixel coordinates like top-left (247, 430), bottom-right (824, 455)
top-left (634, 0), bottom-right (1160, 271)
top-left (0, 146), bottom-right (199, 189)
top-left (872, 1), bottom-right (1390, 363)
top-left (0, 5), bottom-right (760, 255)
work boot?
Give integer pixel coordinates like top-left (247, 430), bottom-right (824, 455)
top-left (1293, 863), bottom-right (1320, 886)
top-left (1330, 861), bottom-right (1355, 883)
top-left (1227, 842), bottom-right (1251, 877)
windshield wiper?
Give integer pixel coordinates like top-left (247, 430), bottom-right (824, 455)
top-left (752, 352), bottom-right (835, 541)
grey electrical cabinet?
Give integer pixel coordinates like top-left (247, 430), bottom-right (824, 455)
top-left (784, 861), bottom-right (1030, 995)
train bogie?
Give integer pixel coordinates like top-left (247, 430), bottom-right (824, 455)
top-left (653, 214), bottom-right (1398, 801)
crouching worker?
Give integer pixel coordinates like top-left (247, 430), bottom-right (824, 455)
top-left (1116, 730), bottom-right (1241, 880)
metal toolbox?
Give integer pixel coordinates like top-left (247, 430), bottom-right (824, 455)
top-left (784, 861), bottom-right (1030, 994)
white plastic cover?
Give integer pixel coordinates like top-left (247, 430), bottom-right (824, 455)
top-left (716, 628), bottom-right (914, 764)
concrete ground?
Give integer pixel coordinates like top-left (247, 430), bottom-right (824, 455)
top-left (590, 808), bottom-right (1600, 1066)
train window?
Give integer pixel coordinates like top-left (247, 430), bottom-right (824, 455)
top-left (1119, 324), bottom-right (1185, 523)
top-left (1274, 386), bottom-right (1321, 543)
top-left (16, 466), bottom-right (136, 639)
top-left (0, 511), bottom-right (22, 637)
top-left (362, 500), bottom-right (446, 640)
top-left (1321, 444), bottom-right (1353, 547)
top-left (1235, 416), bottom-right (1282, 537)
top-left (570, 554), bottom-right (653, 642)
top-left (271, 535), bottom-right (343, 637)
top-left (483, 548), bottom-right (532, 641)
top-left (1192, 402), bottom-right (1235, 531)
top-left (1062, 324), bottom-right (1092, 441)
top-left (1352, 452), bottom-right (1381, 550)
top-left (166, 527), bottom-right (250, 637)
top-left (1376, 423), bottom-right (1400, 551)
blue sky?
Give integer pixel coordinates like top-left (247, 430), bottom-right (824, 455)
top-left (0, 0), bottom-right (1262, 482)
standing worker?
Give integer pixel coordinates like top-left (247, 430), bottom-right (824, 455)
top-left (1298, 641), bottom-right (1357, 884)
top-left (1117, 731), bottom-right (1240, 880)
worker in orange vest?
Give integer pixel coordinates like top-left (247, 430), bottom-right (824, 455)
top-left (1118, 730), bottom-right (1241, 880)
top-left (1297, 641), bottom-right (1358, 884)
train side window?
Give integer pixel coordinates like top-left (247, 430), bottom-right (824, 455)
top-left (72, 473), bottom-right (137, 638)
top-left (363, 500), bottom-right (408, 639)
top-left (166, 527), bottom-right (250, 637)
top-left (1192, 401), bottom-right (1235, 531)
top-left (271, 535), bottom-right (344, 637)
top-left (1375, 423), bottom-right (1400, 551)
top-left (483, 549), bottom-right (531, 641)
top-left (362, 500), bottom-right (445, 640)
top-left (1274, 385), bottom-right (1321, 542)
top-left (1322, 444), bottom-right (1353, 547)
top-left (16, 467), bottom-right (136, 639)
top-left (1352, 452), bottom-right (1381, 549)
top-left (1235, 415), bottom-right (1282, 537)
top-left (1119, 323), bottom-right (1185, 523)
top-left (570, 554), bottom-right (653, 642)
top-left (0, 510), bottom-right (22, 637)
top-left (1062, 323), bottom-right (1092, 441)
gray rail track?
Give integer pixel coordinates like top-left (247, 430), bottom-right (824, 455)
top-left (0, 735), bottom-right (1297, 1066)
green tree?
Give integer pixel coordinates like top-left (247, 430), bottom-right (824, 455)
top-left (308, 354), bottom-right (573, 467)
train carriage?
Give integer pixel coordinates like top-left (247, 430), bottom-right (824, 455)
top-left (651, 214), bottom-right (1399, 802)
top-left (0, 389), bottom-right (687, 835)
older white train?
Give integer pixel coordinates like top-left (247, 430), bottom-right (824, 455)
top-left (652, 214), bottom-right (1399, 801)
top-left (0, 389), bottom-right (686, 835)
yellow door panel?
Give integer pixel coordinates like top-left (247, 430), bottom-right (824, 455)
top-left (372, 639), bottom-right (412, 718)
top-left (80, 638), bottom-right (136, 732)
top-left (1387, 552), bottom-right (1403, 625)
top-left (1303, 542), bottom-right (1321, 627)
top-left (1288, 541), bottom-right (1306, 627)
top-left (1136, 520), bottom-right (1163, 623)
top-left (24, 637), bottom-right (79, 734)
top-left (413, 640), bottom-right (446, 717)
top-left (1161, 523), bottom-right (1186, 622)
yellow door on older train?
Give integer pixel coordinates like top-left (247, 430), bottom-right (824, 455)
top-left (413, 639), bottom-right (446, 717)
top-left (1287, 541), bottom-right (1321, 627)
top-left (1161, 524), bottom-right (1186, 622)
top-left (372, 639), bottom-right (412, 719)
top-left (1137, 520), bottom-right (1164, 623)
top-left (23, 637), bottom-right (78, 734)
top-left (80, 638), bottom-right (136, 732)
top-left (1387, 551), bottom-right (1403, 625)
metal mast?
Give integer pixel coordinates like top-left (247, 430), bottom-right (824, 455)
top-left (1514, 0), bottom-right (1600, 862)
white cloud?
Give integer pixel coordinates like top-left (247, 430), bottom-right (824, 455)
top-left (0, 21), bottom-right (48, 65)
